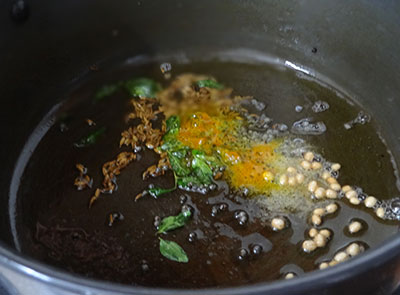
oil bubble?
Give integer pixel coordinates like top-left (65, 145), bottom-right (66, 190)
top-left (291, 118), bottom-right (327, 135)
top-left (312, 100), bottom-right (330, 113)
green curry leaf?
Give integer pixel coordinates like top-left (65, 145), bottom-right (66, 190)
top-left (148, 186), bottom-right (176, 198)
top-left (196, 79), bottom-right (224, 90)
top-left (74, 127), bottom-right (106, 148)
top-left (157, 210), bottom-right (192, 234)
top-left (177, 176), bottom-right (203, 188)
top-left (93, 84), bottom-right (120, 102)
top-left (165, 116), bottom-right (180, 134)
top-left (168, 152), bottom-right (191, 177)
top-left (191, 150), bottom-right (214, 184)
top-left (124, 78), bottom-right (161, 98)
top-left (159, 238), bottom-right (188, 263)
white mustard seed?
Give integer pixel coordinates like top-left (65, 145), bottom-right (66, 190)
top-left (313, 208), bottom-right (325, 216)
top-left (319, 229), bottom-right (331, 238)
top-left (364, 196), bottom-right (377, 208)
top-left (319, 262), bottom-right (329, 269)
top-left (348, 221), bottom-right (362, 233)
top-left (309, 228), bottom-right (318, 238)
top-left (331, 163), bottom-right (341, 171)
top-left (376, 207), bottom-right (385, 219)
top-left (329, 260), bottom-right (339, 267)
top-left (271, 217), bottom-right (286, 231)
top-left (345, 190), bottom-right (357, 200)
top-left (287, 166), bottom-right (297, 174)
top-left (350, 196), bottom-right (361, 205)
top-left (334, 251), bottom-right (349, 262)
top-left (314, 233), bottom-right (327, 247)
top-left (311, 214), bottom-right (322, 226)
top-left (304, 152), bottom-right (314, 162)
top-left (325, 203), bottom-right (338, 214)
top-left (296, 173), bottom-right (305, 184)
top-left (279, 174), bottom-right (288, 186)
top-left (308, 181), bottom-right (318, 193)
top-left (301, 160), bottom-right (312, 170)
top-left (285, 273), bottom-right (295, 279)
top-left (288, 176), bottom-right (297, 186)
top-left (314, 187), bottom-right (326, 199)
top-left (311, 162), bottom-right (322, 170)
top-left (326, 189), bottom-right (338, 199)
top-left (346, 243), bottom-right (361, 256)
top-left (330, 183), bottom-right (341, 192)
top-left (322, 171), bottom-right (330, 180)
top-left (342, 185), bottom-right (352, 193)
top-left (327, 177), bottom-right (337, 185)
top-left (302, 240), bottom-right (317, 252)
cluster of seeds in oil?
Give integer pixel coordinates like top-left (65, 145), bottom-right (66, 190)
top-left (310, 203), bottom-right (338, 227)
top-left (282, 150), bottom-right (391, 220)
top-left (319, 242), bottom-right (365, 269)
top-left (278, 166), bottom-right (305, 187)
top-left (302, 227), bottom-right (332, 253)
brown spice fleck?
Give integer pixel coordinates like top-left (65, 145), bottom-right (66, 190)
top-left (74, 163), bottom-right (92, 191)
top-left (86, 119), bottom-right (96, 126)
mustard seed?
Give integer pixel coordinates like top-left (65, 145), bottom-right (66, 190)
top-left (342, 185), bottom-right (352, 193)
top-left (346, 243), bottom-right (361, 256)
top-left (322, 171), bottom-right (330, 180)
top-left (301, 160), bottom-right (312, 170)
top-left (326, 189), bottom-right (337, 199)
top-left (325, 203), bottom-right (338, 214)
top-left (308, 181), bottom-right (318, 193)
top-left (285, 272), bottom-right (295, 279)
top-left (350, 196), bottom-right (361, 205)
top-left (330, 183), bottom-right (341, 192)
top-left (364, 196), bottom-right (377, 208)
top-left (319, 229), bottom-right (331, 238)
top-left (279, 174), bottom-right (288, 185)
top-left (271, 217), bottom-right (286, 231)
top-left (313, 208), bottom-right (325, 216)
top-left (334, 251), bottom-right (348, 262)
top-left (311, 214), bottom-right (322, 226)
top-left (314, 233), bottom-right (327, 247)
top-left (288, 176), bottom-right (297, 186)
top-left (329, 260), bottom-right (338, 267)
top-left (345, 190), bottom-right (357, 200)
top-left (304, 152), bottom-right (314, 162)
top-left (311, 162), bottom-right (322, 170)
top-left (296, 173), bottom-right (305, 184)
top-left (309, 228), bottom-right (318, 238)
top-left (314, 187), bottom-right (326, 199)
top-left (376, 207), bottom-right (385, 219)
top-left (331, 163), bottom-right (341, 171)
top-left (319, 262), bottom-right (329, 269)
top-left (326, 177), bottom-right (337, 185)
top-left (348, 221), bottom-right (362, 233)
top-left (302, 240), bottom-right (317, 252)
